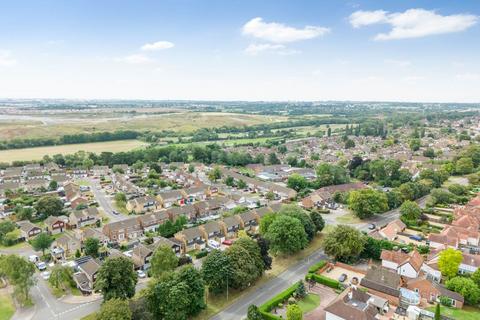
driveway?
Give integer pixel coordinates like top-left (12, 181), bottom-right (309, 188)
top-left (304, 284), bottom-right (337, 320)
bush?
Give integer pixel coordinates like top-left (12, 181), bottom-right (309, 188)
top-left (195, 250), bottom-right (209, 259)
top-left (259, 282), bottom-right (299, 317)
top-left (307, 260), bottom-right (327, 274)
top-left (305, 273), bottom-right (342, 290)
top-left (439, 296), bottom-right (452, 307)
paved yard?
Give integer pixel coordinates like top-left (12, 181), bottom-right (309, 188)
top-left (321, 266), bottom-right (365, 285)
top-left (304, 284), bottom-right (338, 320)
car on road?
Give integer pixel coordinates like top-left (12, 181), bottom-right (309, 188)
top-left (36, 261), bottom-right (47, 271)
top-left (112, 210), bottom-right (120, 215)
top-left (137, 270), bottom-right (146, 278)
top-left (338, 273), bottom-right (347, 282)
top-left (42, 271), bottom-right (51, 280)
top-left (368, 223), bottom-right (376, 230)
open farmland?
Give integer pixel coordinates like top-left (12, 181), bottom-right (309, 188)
top-left (0, 112), bottom-right (286, 140)
top-left (0, 140), bottom-right (148, 163)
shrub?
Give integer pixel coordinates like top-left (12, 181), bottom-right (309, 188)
top-left (259, 282), bottom-right (299, 318)
top-left (195, 249), bottom-right (209, 259)
top-left (307, 260), bottom-right (327, 274)
top-left (305, 273), bottom-right (342, 290)
top-left (439, 296), bottom-right (452, 307)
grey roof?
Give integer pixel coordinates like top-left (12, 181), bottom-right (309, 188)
top-left (203, 221), bottom-right (222, 234)
top-left (79, 259), bottom-right (101, 277)
top-left (360, 266), bottom-right (401, 297)
top-left (222, 216), bottom-right (241, 228)
top-left (432, 282), bottom-right (464, 302)
top-left (180, 227), bottom-right (203, 240)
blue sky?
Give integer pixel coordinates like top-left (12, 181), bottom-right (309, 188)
top-left (0, 0), bottom-right (479, 102)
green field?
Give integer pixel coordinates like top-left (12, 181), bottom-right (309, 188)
top-left (0, 293), bottom-right (15, 320)
top-left (0, 140), bottom-right (148, 163)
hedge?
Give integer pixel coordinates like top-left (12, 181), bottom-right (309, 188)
top-left (305, 273), bottom-right (342, 290)
top-left (195, 250), bottom-right (209, 259)
top-left (259, 282), bottom-right (300, 319)
top-left (307, 260), bottom-right (327, 274)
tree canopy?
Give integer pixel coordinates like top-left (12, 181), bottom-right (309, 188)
top-left (95, 256), bottom-right (138, 301)
top-left (323, 225), bottom-right (366, 263)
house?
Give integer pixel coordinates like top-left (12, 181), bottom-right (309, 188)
top-left (360, 266), bottom-right (402, 305)
top-left (54, 233), bottom-right (81, 258)
top-left (184, 185), bottom-right (210, 203)
top-left (325, 287), bottom-right (386, 320)
top-left (156, 190), bottom-right (188, 208)
top-left (137, 210), bottom-right (170, 232)
top-left (380, 249), bottom-right (424, 278)
top-left (238, 210), bottom-right (260, 232)
top-left (166, 205), bottom-right (197, 221)
top-left (17, 220), bottom-right (42, 239)
top-left (74, 258), bottom-right (101, 294)
top-left (174, 227), bottom-right (205, 252)
top-left (126, 196), bottom-right (159, 214)
top-left (428, 225), bottom-right (479, 249)
top-left (378, 219), bottom-right (406, 241)
top-left (131, 244), bottom-right (153, 270)
top-left (426, 251), bottom-right (480, 276)
top-left (44, 215), bottom-right (68, 234)
top-left (64, 182), bottom-right (88, 209)
top-left (69, 207), bottom-right (100, 228)
top-left (406, 276), bottom-right (464, 308)
top-left (302, 182), bottom-right (368, 209)
top-left (92, 165), bottom-right (109, 177)
top-left (221, 216), bottom-right (242, 238)
top-left (102, 218), bottom-right (143, 242)
top-left (254, 206), bottom-right (274, 219)
top-left (74, 227), bottom-right (108, 246)
top-left (150, 237), bottom-right (182, 256)
top-left (200, 221), bottom-right (225, 243)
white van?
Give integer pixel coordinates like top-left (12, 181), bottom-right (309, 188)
top-left (208, 240), bottom-right (220, 250)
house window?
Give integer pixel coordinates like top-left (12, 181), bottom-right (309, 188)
top-left (414, 288), bottom-right (419, 293)
top-left (451, 299), bottom-right (456, 307)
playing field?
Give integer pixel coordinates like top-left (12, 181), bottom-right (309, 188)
top-left (0, 140), bottom-right (148, 163)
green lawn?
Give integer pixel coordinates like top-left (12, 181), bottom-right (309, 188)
top-left (335, 212), bottom-right (361, 224)
top-left (427, 305), bottom-right (480, 320)
top-left (297, 294), bottom-right (320, 314)
top-left (0, 293), bottom-right (15, 320)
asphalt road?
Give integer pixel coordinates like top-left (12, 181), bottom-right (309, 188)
top-left (87, 178), bottom-right (126, 222)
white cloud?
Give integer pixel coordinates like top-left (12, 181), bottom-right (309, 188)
top-left (242, 17), bottom-right (329, 43)
top-left (349, 9), bottom-right (478, 40)
top-left (455, 73), bottom-right (480, 81)
top-left (384, 59), bottom-right (411, 67)
top-left (244, 43), bottom-right (299, 56)
top-left (0, 50), bottom-right (17, 67)
top-left (349, 10), bottom-right (388, 28)
top-left (141, 41), bottom-right (174, 51)
top-left (115, 54), bottom-right (153, 64)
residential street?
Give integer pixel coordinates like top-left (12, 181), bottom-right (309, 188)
top-left (87, 178), bottom-right (127, 222)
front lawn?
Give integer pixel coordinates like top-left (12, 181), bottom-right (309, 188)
top-left (335, 213), bottom-right (361, 224)
top-left (297, 294), bottom-right (320, 313)
top-left (427, 305), bottom-right (480, 320)
top-left (0, 293), bottom-right (15, 320)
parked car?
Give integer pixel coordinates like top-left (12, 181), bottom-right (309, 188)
top-left (222, 240), bottom-right (233, 246)
top-left (42, 271), bottom-right (51, 280)
top-left (29, 255), bottom-right (39, 263)
top-left (208, 240), bottom-right (220, 249)
top-left (137, 270), bottom-right (146, 278)
top-left (338, 273), bottom-right (347, 282)
top-left (36, 261), bottom-right (47, 271)
top-left (112, 210), bottom-right (120, 215)
top-left (368, 223), bottom-right (376, 230)
top-left (409, 235), bottom-right (423, 242)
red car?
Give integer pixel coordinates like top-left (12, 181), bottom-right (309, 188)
top-left (222, 240), bottom-right (233, 246)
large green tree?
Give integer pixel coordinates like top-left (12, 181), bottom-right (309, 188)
top-left (32, 233), bottom-right (53, 256)
top-left (201, 250), bottom-right (232, 294)
top-left (176, 265), bottom-right (205, 316)
top-left (348, 189), bottom-right (388, 219)
top-left (279, 205), bottom-right (316, 241)
top-left (146, 273), bottom-right (191, 320)
top-left (150, 245), bottom-right (179, 278)
top-left (265, 215), bottom-right (308, 255)
top-left (226, 241), bottom-right (264, 290)
top-left (399, 200), bottom-right (421, 223)
top-left (0, 255), bottom-right (36, 305)
top-left (96, 298), bottom-right (132, 320)
top-left (438, 248), bottom-right (462, 279)
top-left (34, 195), bottom-right (64, 218)
top-left (95, 256), bottom-right (138, 301)
top-left (84, 238), bottom-right (100, 258)
top-left (446, 277), bottom-right (480, 305)
top-left (287, 174), bottom-right (308, 192)
top-left (323, 225), bottom-right (366, 263)
top-left (310, 211), bottom-right (325, 232)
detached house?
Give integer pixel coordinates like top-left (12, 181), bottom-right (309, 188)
top-left (17, 220), bottom-right (42, 240)
top-left (325, 287), bottom-right (387, 320)
top-left (69, 207), bottom-right (100, 228)
top-left (380, 249), bottom-right (424, 279)
top-left (74, 258), bottom-right (101, 294)
top-left (44, 215), bottom-right (68, 234)
top-left (131, 244), bottom-right (153, 271)
top-left (53, 233), bottom-right (81, 259)
top-left (406, 276), bottom-right (464, 308)
top-left (378, 219), bottom-right (406, 241)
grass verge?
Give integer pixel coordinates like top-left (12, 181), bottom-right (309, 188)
top-left (427, 305), bottom-right (480, 320)
top-left (0, 293), bottom-right (15, 320)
